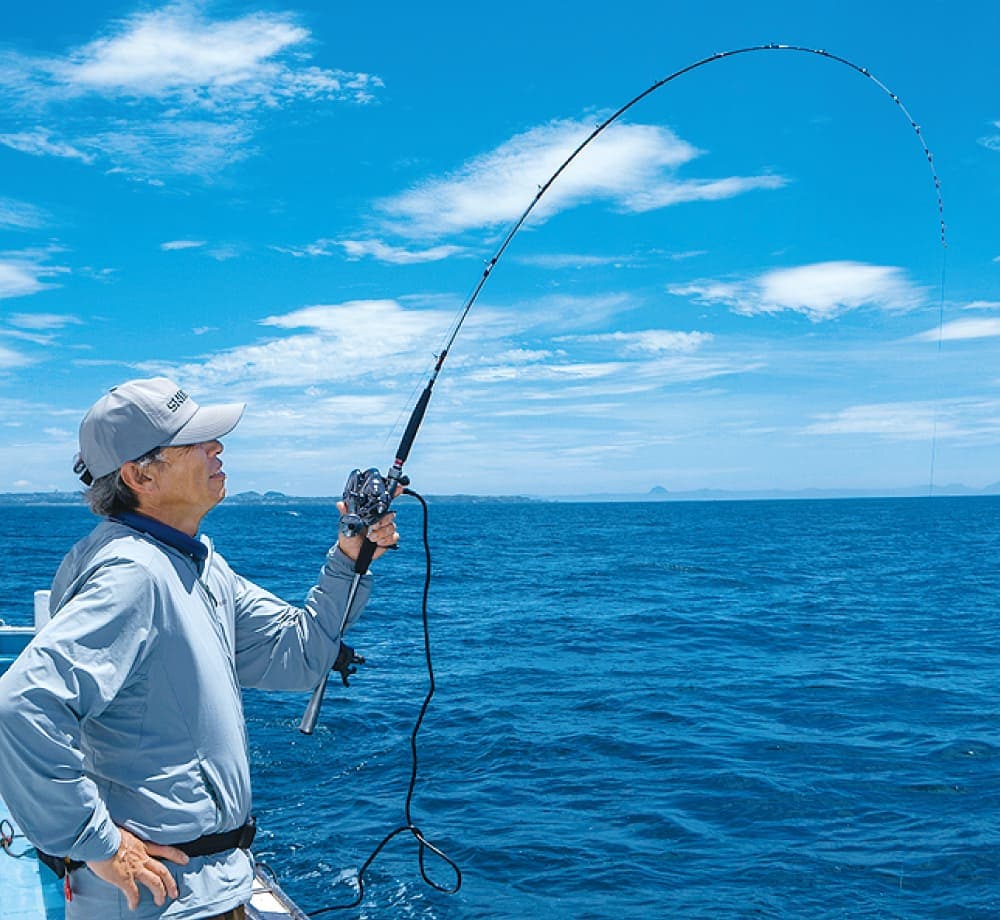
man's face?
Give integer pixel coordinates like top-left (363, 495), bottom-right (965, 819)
top-left (150, 440), bottom-right (228, 521)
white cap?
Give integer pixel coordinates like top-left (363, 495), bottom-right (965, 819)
top-left (76, 377), bottom-right (245, 481)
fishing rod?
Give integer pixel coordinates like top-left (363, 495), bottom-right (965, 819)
top-left (297, 42), bottom-right (947, 907)
top-left (301, 41), bottom-right (946, 731)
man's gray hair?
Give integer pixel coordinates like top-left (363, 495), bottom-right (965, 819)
top-left (85, 447), bottom-right (166, 517)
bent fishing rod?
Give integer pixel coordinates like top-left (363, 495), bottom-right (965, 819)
top-left (296, 41), bottom-right (947, 909)
top-left (302, 42), bottom-right (946, 734)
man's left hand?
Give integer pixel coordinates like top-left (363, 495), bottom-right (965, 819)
top-left (87, 826), bottom-right (189, 910)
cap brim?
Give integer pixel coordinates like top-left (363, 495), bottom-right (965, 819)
top-left (164, 402), bottom-right (245, 447)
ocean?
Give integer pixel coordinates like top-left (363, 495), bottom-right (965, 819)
top-left (1, 497), bottom-right (998, 919)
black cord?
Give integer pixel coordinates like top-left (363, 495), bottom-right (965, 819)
top-left (309, 488), bottom-right (462, 915)
top-left (0, 818), bottom-right (30, 859)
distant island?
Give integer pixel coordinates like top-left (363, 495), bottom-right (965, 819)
top-left (1, 484), bottom-right (999, 506)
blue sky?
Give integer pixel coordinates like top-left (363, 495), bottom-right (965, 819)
top-left (0, 0), bottom-right (997, 496)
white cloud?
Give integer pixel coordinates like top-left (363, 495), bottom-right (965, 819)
top-left (0, 129), bottom-right (95, 163)
top-left (271, 240), bottom-right (336, 258)
top-left (805, 399), bottom-right (1000, 442)
top-left (93, 119), bottom-right (257, 178)
top-left (0, 328), bottom-right (53, 346)
top-left (806, 402), bottom-right (940, 439)
top-left (911, 317), bottom-right (1000, 342)
top-left (0, 117), bottom-right (256, 182)
top-left (488, 348), bottom-right (556, 365)
top-left (0, 344), bottom-right (33, 369)
top-left (557, 330), bottom-right (713, 355)
top-left (663, 250), bottom-right (708, 261)
top-left (377, 118), bottom-right (786, 239)
top-left (464, 361), bottom-right (624, 384)
top-left (273, 237), bottom-right (466, 264)
top-left (0, 4), bottom-right (383, 180)
top-left (0, 256), bottom-right (70, 299)
top-left (515, 252), bottom-right (629, 269)
top-left (338, 239), bottom-right (466, 265)
top-left (142, 299), bottom-right (457, 390)
top-left (0, 197), bottom-right (48, 230)
top-left (978, 121), bottom-right (1000, 152)
top-left (963, 300), bottom-right (1000, 311)
top-left (670, 261), bottom-right (925, 321)
top-left (161, 239), bottom-right (206, 251)
top-left (206, 244), bottom-right (240, 261)
top-left (624, 175), bottom-right (786, 211)
top-left (33, 4), bottom-right (382, 107)
top-left (514, 248), bottom-right (706, 271)
top-left (504, 292), bottom-right (635, 336)
top-left (7, 313), bottom-right (81, 330)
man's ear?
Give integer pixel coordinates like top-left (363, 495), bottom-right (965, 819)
top-left (120, 460), bottom-right (158, 495)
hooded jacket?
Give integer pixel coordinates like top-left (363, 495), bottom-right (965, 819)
top-left (0, 516), bottom-right (370, 919)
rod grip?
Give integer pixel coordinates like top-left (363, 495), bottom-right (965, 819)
top-left (395, 384), bottom-right (433, 466)
top-left (354, 536), bottom-right (377, 576)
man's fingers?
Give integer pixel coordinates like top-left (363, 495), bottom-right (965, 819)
top-left (369, 512), bottom-right (398, 545)
top-left (123, 877), bottom-right (141, 911)
top-left (146, 855), bottom-right (181, 900)
top-left (135, 866), bottom-right (169, 907)
top-left (145, 841), bottom-right (189, 866)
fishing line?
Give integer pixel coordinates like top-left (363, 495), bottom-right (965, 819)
top-left (928, 248), bottom-right (949, 496)
top-left (309, 488), bottom-right (461, 915)
top-left (301, 43), bottom-right (947, 912)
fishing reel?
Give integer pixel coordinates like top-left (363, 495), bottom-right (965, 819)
top-left (339, 467), bottom-right (393, 538)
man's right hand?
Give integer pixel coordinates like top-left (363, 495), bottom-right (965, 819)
top-left (87, 826), bottom-right (190, 910)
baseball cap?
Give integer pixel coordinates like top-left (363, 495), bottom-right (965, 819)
top-left (75, 377), bottom-right (245, 482)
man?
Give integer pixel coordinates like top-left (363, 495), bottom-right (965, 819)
top-left (0, 377), bottom-right (398, 919)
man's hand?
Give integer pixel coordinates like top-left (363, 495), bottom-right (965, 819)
top-left (87, 826), bottom-right (189, 910)
top-left (336, 501), bottom-right (400, 563)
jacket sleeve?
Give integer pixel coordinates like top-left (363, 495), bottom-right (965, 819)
top-left (0, 560), bottom-right (156, 862)
top-left (230, 545), bottom-right (371, 691)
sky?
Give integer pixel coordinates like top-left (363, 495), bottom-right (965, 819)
top-left (0, 0), bottom-right (998, 497)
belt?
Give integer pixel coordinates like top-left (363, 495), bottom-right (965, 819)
top-left (38, 818), bottom-right (257, 879)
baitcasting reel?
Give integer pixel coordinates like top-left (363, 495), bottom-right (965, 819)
top-left (339, 467), bottom-right (393, 538)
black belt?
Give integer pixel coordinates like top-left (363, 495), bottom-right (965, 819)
top-left (38, 818), bottom-right (256, 878)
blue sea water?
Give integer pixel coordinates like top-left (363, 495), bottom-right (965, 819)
top-left (1, 497), bottom-right (998, 919)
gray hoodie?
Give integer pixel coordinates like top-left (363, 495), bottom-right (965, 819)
top-left (0, 518), bottom-right (370, 918)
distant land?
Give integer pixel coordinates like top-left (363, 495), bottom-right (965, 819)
top-left (2, 484), bottom-right (1000, 506)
